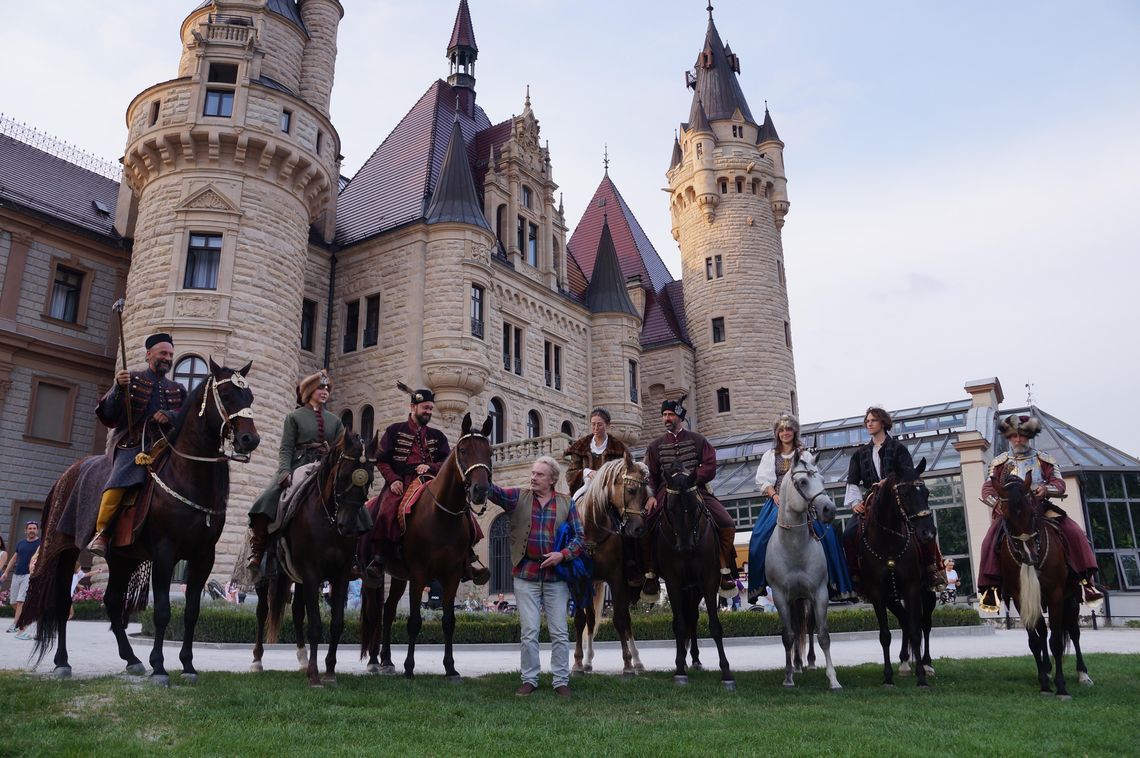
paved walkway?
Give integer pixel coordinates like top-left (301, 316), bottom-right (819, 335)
top-left (4, 620), bottom-right (1140, 679)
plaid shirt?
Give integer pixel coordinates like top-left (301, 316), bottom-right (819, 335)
top-left (489, 484), bottom-right (584, 581)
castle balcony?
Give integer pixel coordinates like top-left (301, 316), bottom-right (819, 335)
top-left (491, 433), bottom-right (571, 469)
top-left (205, 14), bottom-right (257, 45)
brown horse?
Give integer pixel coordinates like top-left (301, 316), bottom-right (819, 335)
top-left (24, 359), bottom-right (258, 684)
top-left (654, 460), bottom-right (735, 690)
top-left (992, 472), bottom-right (1092, 699)
top-left (571, 454), bottom-right (649, 677)
top-left (856, 459), bottom-right (936, 688)
top-left (360, 413), bottom-right (492, 679)
top-left (251, 431), bottom-right (377, 687)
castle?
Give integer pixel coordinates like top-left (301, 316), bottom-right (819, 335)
top-left (0, 0), bottom-right (797, 581)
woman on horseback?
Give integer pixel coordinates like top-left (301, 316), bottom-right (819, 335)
top-left (564, 408), bottom-right (630, 498)
top-left (748, 414), bottom-right (853, 602)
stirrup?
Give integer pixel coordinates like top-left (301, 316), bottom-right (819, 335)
top-left (86, 532), bottom-right (109, 558)
top-left (1080, 579), bottom-right (1104, 605)
top-left (641, 573), bottom-right (660, 599)
top-left (978, 587), bottom-right (1000, 613)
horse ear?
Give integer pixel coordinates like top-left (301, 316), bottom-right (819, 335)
top-left (916, 457), bottom-right (927, 476)
top-left (624, 449), bottom-right (634, 467)
top-left (481, 415), bottom-right (493, 437)
top-left (209, 356), bottom-right (222, 376)
top-left (369, 431), bottom-right (380, 454)
top-left (238, 360), bottom-right (252, 377)
top-left (1023, 472), bottom-right (1033, 492)
top-left (461, 413), bottom-right (472, 435)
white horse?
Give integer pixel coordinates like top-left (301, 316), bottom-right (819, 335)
top-left (766, 453), bottom-right (841, 689)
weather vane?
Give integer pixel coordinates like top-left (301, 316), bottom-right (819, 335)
top-left (1025, 381), bottom-right (1036, 407)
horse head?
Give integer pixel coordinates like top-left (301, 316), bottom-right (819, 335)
top-left (784, 452), bottom-right (834, 524)
top-left (328, 431), bottom-right (378, 536)
top-left (588, 452), bottom-right (649, 539)
top-left (193, 358), bottom-right (259, 460)
top-left (664, 459), bottom-right (702, 553)
top-left (456, 413), bottom-right (493, 506)
top-left (996, 470), bottom-right (1040, 562)
top-left (893, 457), bottom-right (936, 544)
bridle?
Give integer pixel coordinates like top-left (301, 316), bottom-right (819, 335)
top-left (587, 466), bottom-right (649, 540)
top-left (860, 477), bottom-right (931, 598)
top-left (778, 466), bottom-right (828, 541)
top-left (1000, 478), bottom-right (1049, 568)
top-left (663, 479), bottom-right (708, 551)
top-left (318, 441), bottom-right (375, 528)
top-left (427, 431), bottom-right (492, 517)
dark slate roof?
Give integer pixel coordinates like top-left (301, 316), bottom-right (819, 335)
top-left (669, 134), bottom-right (683, 170)
top-left (566, 173), bottom-right (673, 294)
top-left (688, 13), bottom-right (754, 124)
top-left (448, 0), bottom-right (478, 52)
top-left (758, 105), bottom-right (781, 143)
top-left (469, 118), bottom-right (512, 192)
top-left (0, 133), bottom-right (119, 240)
top-left (584, 218), bottom-right (639, 316)
top-left (425, 115), bottom-right (492, 231)
top-left (194, 0), bottom-right (306, 32)
top-left (690, 98), bottom-right (712, 134)
top-left (336, 80), bottom-right (492, 245)
top-left (641, 280), bottom-right (690, 348)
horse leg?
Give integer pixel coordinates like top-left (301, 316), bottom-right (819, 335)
top-left (379, 577), bottom-right (405, 674)
top-left (1024, 617), bottom-right (1052, 694)
top-left (102, 557), bottom-right (144, 674)
top-left (814, 586), bottom-right (841, 690)
top-left (441, 576), bottom-right (461, 680)
top-left (323, 578), bottom-right (347, 685)
top-left (906, 593), bottom-right (929, 688)
top-left (361, 583), bottom-right (384, 673)
top-left (872, 600), bottom-right (895, 687)
top-left (303, 581), bottom-right (324, 687)
top-left (251, 581), bottom-right (268, 673)
top-left (684, 590), bottom-right (702, 671)
top-left (1067, 594), bottom-right (1093, 686)
top-left (922, 590), bottom-right (935, 675)
top-left (772, 587), bottom-right (797, 687)
top-left (613, 586), bottom-right (636, 677)
top-left (588, 582), bottom-right (605, 671)
top-left (705, 586), bottom-right (735, 691)
top-left (292, 583), bottom-right (307, 670)
top-left (1049, 595), bottom-right (1070, 699)
top-left (806, 607), bottom-right (818, 671)
top-left (52, 550), bottom-right (80, 677)
top-left (147, 551), bottom-right (177, 686)
top-left (403, 575), bottom-right (425, 679)
top-left (669, 583), bottom-right (688, 684)
top-left (179, 555), bottom-right (216, 683)
top-left (572, 605), bottom-right (587, 674)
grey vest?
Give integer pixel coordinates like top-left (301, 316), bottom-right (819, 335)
top-left (508, 488), bottom-right (571, 569)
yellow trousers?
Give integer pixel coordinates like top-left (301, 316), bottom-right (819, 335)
top-left (96, 488), bottom-right (126, 533)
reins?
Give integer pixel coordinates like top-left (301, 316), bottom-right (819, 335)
top-left (424, 431), bottom-right (492, 517)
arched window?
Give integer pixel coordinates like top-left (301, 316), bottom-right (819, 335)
top-left (359, 404), bottom-right (374, 442)
top-left (173, 355), bottom-right (209, 393)
top-left (526, 410), bottom-right (541, 438)
top-left (340, 409), bottom-right (354, 432)
top-left (488, 397), bottom-right (505, 444)
top-left (489, 514), bottom-right (512, 594)
top-left (560, 420), bottom-right (573, 437)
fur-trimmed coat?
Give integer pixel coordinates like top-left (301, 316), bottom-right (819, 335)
top-left (564, 435), bottom-right (629, 495)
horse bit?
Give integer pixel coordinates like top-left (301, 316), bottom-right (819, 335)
top-left (320, 446), bottom-right (375, 526)
top-left (591, 469), bottom-right (649, 540)
top-left (777, 470), bottom-right (828, 541)
top-left (1003, 488), bottom-right (1050, 568)
top-left (428, 432), bottom-right (492, 517)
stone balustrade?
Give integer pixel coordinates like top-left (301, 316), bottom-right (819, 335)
top-left (491, 433), bottom-right (571, 467)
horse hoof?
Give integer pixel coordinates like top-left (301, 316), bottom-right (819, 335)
top-left (917, 684), bottom-right (930, 690)
top-left (321, 675), bottom-right (337, 686)
top-left (365, 663), bottom-right (381, 674)
top-left (403, 672), bottom-right (415, 681)
top-left (1039, 690), bottom-right (1055, 697)
top-left (689, 662), bottom-right (703, 672)
top-left (1079, 673), bottom-right (1094, 687)
top-left (783, 680), bottom-right (795, 688)
top-left (181, 673), bottom-right (198, 685)
top-left (148, 674), bottom-right (170, 688)
top-left (1058, 693), bottom-right (1072, 701)
top-left (125, 662), bottom-right (146, 676)
top-left (633, 663), bottom-right (646, 673)
top-left (446, 674), bottom-right (463, 684)
top-left (249, 662), bottom-right (263, 673)
top-left (309, 681), bottom-right (324, 689)
top-left (830, 683), bottom-right (843, 691)
top-left (674, 675), bottom-right (688, 686)
top-left (622, 670), bottom-right (636, 679)
top-left (53, 666), bottom-right (72, 679)
top-left (379, 664), bottom-right (397, 676)
top-left (793, 665), bottom-right (803, 674)
top-left (296, 649), bottom-right (307, 667)
top-left (924, 665), bottom-right (936, 676)
top-left (882, 683), bottom-right (895, 689)
top-left (807, 663), bottom-right (818, 671)
top-left (722, 680), bottom-right (736, 692)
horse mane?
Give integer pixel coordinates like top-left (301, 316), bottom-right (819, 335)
top-left (580, 458), bottom-right (647, 524)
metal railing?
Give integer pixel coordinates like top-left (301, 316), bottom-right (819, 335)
top-left (0, 113), bottom-right (121, 180)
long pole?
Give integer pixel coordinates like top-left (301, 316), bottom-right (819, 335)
top-left (111, 298), bottom-right (133, 434)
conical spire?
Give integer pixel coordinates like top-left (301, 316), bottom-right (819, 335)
top-left (687, 10), bottom-right (754, 124)
top-left (758, 103), bottom-right (781, 143)
top-left (585, 217), bottom-right (639, 317)
top-left (425, 115), bottom-right (491, 231)
top-left (691, 98), bottom-right (712, 134)
top-left (447, 0), bottom-right (478, 95)
top-left (669, 131), bottom-right (683, 170)
top-left (448, 0), bottom-right (478, 54)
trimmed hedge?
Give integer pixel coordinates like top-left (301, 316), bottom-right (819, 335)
top-left (141, 602), bottom-right (981, 645)
top-left (0, 600), bottom-right (108, 621)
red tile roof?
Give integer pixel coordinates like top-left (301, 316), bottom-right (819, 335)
top-left (641, 281), bottom-right (690, 348)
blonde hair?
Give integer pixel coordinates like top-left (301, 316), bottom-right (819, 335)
top-left (534, 455), bottom-right (562, 485)
top-left (580, 457), bottom-right (649, 525)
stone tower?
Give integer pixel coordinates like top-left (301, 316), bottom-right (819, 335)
top-left (667, 7), bottom-right (797, 436)
top-left (112, 0), bottom-right (342, 562)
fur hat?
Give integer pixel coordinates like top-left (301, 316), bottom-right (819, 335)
top-left (998, 413), bottom-right (1041, 439)
top-left (397, 381), bottom-right (434, 405)
top-left (773, 413), bottom-right (800, 435)
top-left (145, 333), bottom-right (173, 349)
top-left (661, 395), bottom-right (688, 420)
top-left (297, 369), bottom-right (332, 406)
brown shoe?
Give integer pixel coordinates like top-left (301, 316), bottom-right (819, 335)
top-left (554, 685), bottom-right (571, 698)
top-left (86, 532), bottom-right (109, 558)
top-left (1080, 580), bottom-right (1104, 604)
top-left (978, 586), bottom-right (1000, 613)
top-left (515, 682), bottom-right (537, 696)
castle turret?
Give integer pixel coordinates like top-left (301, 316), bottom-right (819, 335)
top-left (114, 0), bottom-right (341, 568)
top-left (446, 0), bottom-right (479, 116)
top-left (667, 6), bottom-right (798, 436)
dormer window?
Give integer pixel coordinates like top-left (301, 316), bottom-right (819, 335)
top-left (204, 62), bottom-right (238, 118)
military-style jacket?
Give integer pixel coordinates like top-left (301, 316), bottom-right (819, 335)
top-left (644, 428), bottom-right (717, 500)
top-left (275, 405), bottom-right (344, 479)
top-left (376, 418), bottom-right (450, 488)
top-left (981, 448), bottom-right (1065, 510)
top-left (95, 369), bottom-right (186, 449)
top-left (564, 434), bottom-right (629, 494)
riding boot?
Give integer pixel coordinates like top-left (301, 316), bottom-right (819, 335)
top-left (639, 530), bottom-right (659, 598)
top-left (86, 488), bottom-right (126, 557)
top-left (1080, 571), bottom-right (1104, 604)
top-left (978, 586), bottom-right (1000, 613)
top-left (247, 515), bottom-right (270, 582)
top-left (717, 527), bottom-right (739, 593)
top-left (927, 564), bottom-right (948, 593)
top-left (463, 549), bottom-right (491, 586)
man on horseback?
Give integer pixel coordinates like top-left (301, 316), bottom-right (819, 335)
top-left (86, 333), bottom-right (186, 557)
top-left (842, 406), bottom-right (947, 596)
top-left (976, 413), bottom-right (1103, 612)
top-left (641, 397), bottom-right (740, 595)
top-left (247, 370), bottom-right (347, 580)
top-left (366, 384), bottom-right (488, 584)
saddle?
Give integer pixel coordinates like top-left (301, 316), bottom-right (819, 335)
top-left (269, 461), bottom-right (322, 536)
top-left (396, 477), bottom-right (431, 535)
top-left (110, 444), bottom-right (174, 552)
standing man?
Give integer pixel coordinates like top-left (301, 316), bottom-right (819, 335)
top-left (2, 521), bottom-right (40, 638)
top-left (641, 397), bottom-right (740, 596)
top-left (87, 333), bottom-right (186, 557)
top-left (487, 456), bottom-right (584, 698)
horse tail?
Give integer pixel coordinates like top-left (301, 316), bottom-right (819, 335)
top-left (26, 464), bottom-right (83, 665)
top-left (122, 562), bottom-right (152, 625)
top-left (1019, 563), bottom-right (1042, 629)
top-left (359, 583), bottom-right (384, 660)
top-left (264, 574), bottom-right (292, 644)
top-left (794, 598), bottom-right (809, 663)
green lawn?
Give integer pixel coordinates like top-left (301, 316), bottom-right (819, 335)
top-left (1, 655), bottom-right (1136, 757)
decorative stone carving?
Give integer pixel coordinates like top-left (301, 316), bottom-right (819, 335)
top-left (177, 185), bottom-right (241, 215)
top-left (175, 295), bottom-right (219, 318)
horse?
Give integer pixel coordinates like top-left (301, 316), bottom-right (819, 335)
top-left (992, 472), bottom-right (1092, 699)
top-left (360, 413), bottom-right (492, 680)
top-left (856, 458), bottom-right (937, 688)
top-left (251, 431), bottom-right (378, 687)
top-left (766, 453), bottom-right (841, 689)
top-left (654, 460), bottom-right (735, 690)
top-left (23, 359), bottom-right (258, 684)
top-left (571, 453), bottom-right (650, 677)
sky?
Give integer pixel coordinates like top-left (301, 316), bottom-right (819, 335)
top-left (2, 1), bottom-right (1139, 456)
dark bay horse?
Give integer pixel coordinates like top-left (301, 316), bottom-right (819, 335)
top-left (571, 454), bottom-right (649, 676)
top-left (251, 431), bottom-right (377, 687)
top-left (856, 458), bottom-right (937, 688)
top-left (24, 360), bottom-right (258, 684)
top-left (993, 472), bottom-right (1091, 699)
top-left (361, 413), bottom-right (492, 679)
top-left (654, 461), bottom-right (735, 690)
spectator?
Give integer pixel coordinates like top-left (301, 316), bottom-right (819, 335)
top-left (68, 564), bottom-right (104, 619)
top-left (346, 579), bottom-right (362, 611)
top-left (2, 521), bottom-right (41, 638)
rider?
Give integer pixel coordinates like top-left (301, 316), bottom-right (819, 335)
top-left (976, 413), bottom-right (1103, 611)
top-left (87, 333), bottom-right (186, 557)
top-left (748, 414), bottom-right (854, 602)
top-left (246, 370), bottom-right (344, 580)
top-left (641, 397), bottom-right (740, 596)
top-left (367, 384), bottom-right (489, 585)
top-left (841, 405), bottom-right (947, 596)
top-left (564, 407), bottom-right (630, 497)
